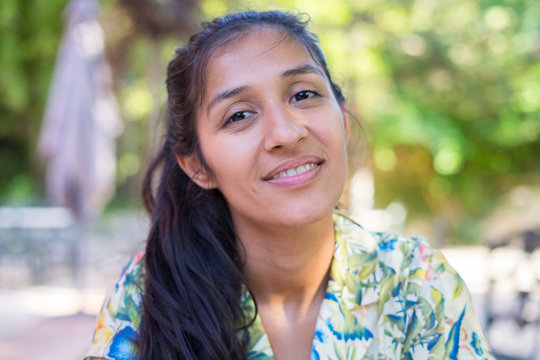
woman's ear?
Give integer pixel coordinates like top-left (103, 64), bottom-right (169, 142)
top-left (175, 154), bottom-right (215, 189)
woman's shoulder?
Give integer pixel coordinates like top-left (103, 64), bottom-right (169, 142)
top-left (107, 251), bottom-right (145, 313)
top-left (106, 251), bottom-right (145, 323)
top-left (117, 251), bottom-right (145, 287)
top-left (333, 209), bottom-right (460, 291)
top-left (84, 252), bottom-right (145, 360)
top-left (333, 210), bottom-right (494, 358)
top-left (333, 210), bottom-right (432, 271)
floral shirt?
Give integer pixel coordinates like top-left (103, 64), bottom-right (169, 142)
top-left (85, 211), bottom-right (494, 359)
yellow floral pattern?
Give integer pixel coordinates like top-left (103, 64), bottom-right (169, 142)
top-left (85, 211), bottom-right (494, 359)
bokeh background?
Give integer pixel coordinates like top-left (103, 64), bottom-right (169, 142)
top-left (0, 0), bottom-right (539, 359)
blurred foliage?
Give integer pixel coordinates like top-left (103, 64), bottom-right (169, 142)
top-left (0, 0), bottom-right (538, 243)
top-left (0, 0), bottom-right (67, 204)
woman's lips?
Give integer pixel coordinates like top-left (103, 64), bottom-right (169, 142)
top-left (263, 158), bottom-right (324, 187)
top-left (262, 156), bottom-right (324, 181)
top-left (269, 162), bottom-right (319, 180)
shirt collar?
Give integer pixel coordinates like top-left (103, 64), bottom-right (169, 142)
top-left (329, 210), bottom-right (381, 309)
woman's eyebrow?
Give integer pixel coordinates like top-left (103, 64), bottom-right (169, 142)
top-left (207, 86), bottom-right (249, 115)
top-left (206, 65), bottom-right (323, 115)
top-left (281, 64), bottom-right (324, 78)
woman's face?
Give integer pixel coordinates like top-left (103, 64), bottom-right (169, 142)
top-left (190, 28), bottom-right (349, 231)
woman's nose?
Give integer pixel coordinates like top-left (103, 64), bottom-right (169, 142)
top-left (263, 105), bottom-right (308, 152)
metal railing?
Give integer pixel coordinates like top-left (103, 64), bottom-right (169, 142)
top-left (0, 207), bottom-right (78, 286)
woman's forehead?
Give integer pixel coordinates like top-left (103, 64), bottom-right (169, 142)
top-left (211, 26), bottom-right (306, 61)
top-left (204, 28), bottom-right (318, 88)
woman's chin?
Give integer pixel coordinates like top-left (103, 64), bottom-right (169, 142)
top-left (262, 201), bottom-right (337, 230)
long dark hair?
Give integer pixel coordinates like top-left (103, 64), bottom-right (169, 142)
top-left (138, 10), bottom-right (346, 359)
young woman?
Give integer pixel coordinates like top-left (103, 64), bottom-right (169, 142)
top-left (85, 10), bottom-right (494, 360)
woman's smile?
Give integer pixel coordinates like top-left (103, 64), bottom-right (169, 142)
top-left (263, 157), bottom-right (323, 187)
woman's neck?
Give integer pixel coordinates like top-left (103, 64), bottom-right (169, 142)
top-left (237, 212), bottom-right (335, 311)
top-left (236, 212), bottom-right (335, 359)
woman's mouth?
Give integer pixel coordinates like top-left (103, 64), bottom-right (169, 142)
top-left (263, 158), bottom-right (324, 187)
top-left (270, 162), bottom-right (319, 180)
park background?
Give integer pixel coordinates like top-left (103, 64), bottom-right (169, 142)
top-left (0, 0), bottom-right (539, 359)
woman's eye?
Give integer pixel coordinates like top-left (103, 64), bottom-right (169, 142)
top-left (291, 90), bottom-right (318, 103)
top-left (226, 111), bottom-right (251, 124)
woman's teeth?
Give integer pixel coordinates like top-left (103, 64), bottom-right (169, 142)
top-left (271, 163), bottom-right (318, 180)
